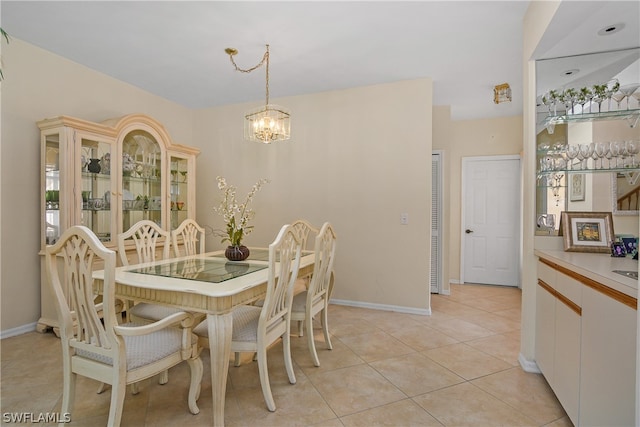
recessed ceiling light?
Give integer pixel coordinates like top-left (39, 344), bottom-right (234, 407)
top-left (598, 23), bottom-right (625, 36)
top-left (563, 69), bottom-right (580, 76)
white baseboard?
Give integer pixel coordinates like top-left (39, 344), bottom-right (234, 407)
top-left (330, 299), bottom-right (431, 316)
top-left (438, 289), bottom-right (451, 295)
top-left (449, 279), bottom-right (461, 284)
top-left (1, 322), bottom-right (37, 340)
top-left (518, 353), bottom-right (541, 373)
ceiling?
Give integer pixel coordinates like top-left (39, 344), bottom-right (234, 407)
top-left (1, 1), bottom-right (638, 121)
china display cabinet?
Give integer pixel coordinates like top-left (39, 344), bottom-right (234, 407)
top-left (37, 114), bottom-right (199, 333)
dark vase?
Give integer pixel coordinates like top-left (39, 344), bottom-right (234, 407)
top-left (225, 245), bottom-right (250, 261)
top-left (87, 158), bottom-right (101, 173)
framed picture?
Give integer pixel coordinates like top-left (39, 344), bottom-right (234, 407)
top-left (611, 242), bottom-right (627, 257)
top-left (569, 173), bottom-right (585, 201)
top-left (621, 237), bottom-right (638, 257)
top-left (561, 211), bottom-right (614, 253)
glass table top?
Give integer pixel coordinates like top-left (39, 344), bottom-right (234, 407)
top-left (128, 258), bottom-right (267, 283)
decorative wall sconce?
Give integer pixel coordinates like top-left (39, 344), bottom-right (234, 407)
top-left (494, 83), bottom-right (512, 104)
top-left (225, 44), bottom-right (291, 143)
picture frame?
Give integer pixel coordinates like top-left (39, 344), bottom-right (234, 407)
top-left (569, 173), bottom-right (585, 202)
top-left (621, 237), bottom-right (638, 257)
top-left (561, 211), bottom-right (614, 253)
top-left (611, 242), bottom-right (627, 257)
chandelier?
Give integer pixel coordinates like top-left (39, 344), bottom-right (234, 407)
top-left (225, 44), bottom-right (291, 143)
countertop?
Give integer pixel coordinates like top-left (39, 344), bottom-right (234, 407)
top-left (534, 249), bottom-right (639, 298)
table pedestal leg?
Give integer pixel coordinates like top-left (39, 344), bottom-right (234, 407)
top-left (208, 312), bottom-right (232, 427)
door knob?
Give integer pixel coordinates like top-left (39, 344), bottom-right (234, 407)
top-left (465, 229), bottom-right (474, 234)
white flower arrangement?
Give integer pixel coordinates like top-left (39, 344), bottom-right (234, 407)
top-left (213, 176), bottom-right (269, 247)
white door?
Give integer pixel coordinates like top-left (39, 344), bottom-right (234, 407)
top-left (462, 156), bottom-right (520, 286)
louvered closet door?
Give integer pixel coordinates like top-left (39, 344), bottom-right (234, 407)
top-left (431, 153), bottom-right (442, 293)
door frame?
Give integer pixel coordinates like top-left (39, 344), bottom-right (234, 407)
top-left (460, 154), bottom-right (521, 286)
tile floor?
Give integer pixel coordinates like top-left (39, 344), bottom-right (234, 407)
top-left (1, 284), bottom-right (573, 426)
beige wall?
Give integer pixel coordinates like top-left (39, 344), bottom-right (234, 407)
top-left (194, 79), bottom-right (434, 312)
top-left (1, 39), bottom-right (194, 332)
top-left (1, 38), bottom-right (434, 334)
top-left (445, 116), bottom-right (523, 284)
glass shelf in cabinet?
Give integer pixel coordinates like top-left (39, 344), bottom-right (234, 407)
top-left (542, 108), bottom-right (640, 134)
top-left (538, 166), bottom-right (640, 176)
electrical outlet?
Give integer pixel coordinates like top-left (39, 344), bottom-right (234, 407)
top-left (400, 213), bottom-right (409, 225)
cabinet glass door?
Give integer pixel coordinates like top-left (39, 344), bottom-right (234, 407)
top-left (169, 155), bottom-right (190, 231)
top-left (121, 130), bottom-right (162, 231)
top-left (43, 133), bottom-right (63, 246)
top-left (80, 136), bottom-right (114, 243)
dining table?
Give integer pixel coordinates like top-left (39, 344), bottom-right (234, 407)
top-left (92, 247), bottom-right (315, 426)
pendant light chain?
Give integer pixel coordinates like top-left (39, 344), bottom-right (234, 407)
top-left (227, 45), bottom-right (270, 105)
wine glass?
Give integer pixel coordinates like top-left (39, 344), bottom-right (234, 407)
top-left (609, 141), bottom-right (622, 168)
top-left (541, 91), bottom-right (556, 116)
top-left (578, 143), bottom-right (593, 169)
top-left (619, 141), bottom-right (630, 168)
top-left (577, 87), bottom-right (592, 114)
top-left (604, 78), bottom-right (620, 112)
top-left (626, 140), bottom-right (639, 167)
top-left (611, 91), bottom-right (626, 111)
top-left (594, 142), bottom-right (608, 169)
top-left (619, 83), bottom-right (640, 109)
top-left (561, 88), bottom-right (577, 115)
top-left (566, 145), bottom-right (579, 170)
top-left (591, 83), bottom-right (607, 113)
top-left (631, 88), bottom-right (640, 110)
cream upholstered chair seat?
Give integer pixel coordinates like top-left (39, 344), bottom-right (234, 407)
top-left (194, 224), bottom-right (303, 412)
top-left (46, 225), bottom-right (203, 426)
top-left (290, 222), bottom-right (337, 366)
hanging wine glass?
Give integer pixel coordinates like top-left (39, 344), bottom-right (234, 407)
top-left (619, 83), bottom-right (640, 110)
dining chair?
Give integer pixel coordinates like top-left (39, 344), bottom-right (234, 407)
top-left (290, 222), bottom-right (337, 366)
top-left (171, 218), bottom-right (206, 258)
top-left (194, 224), bottom-right (303, 412)
top-left (118, 220), bottom-right (179, 321)
top-left (290, 220), bottom-right (319, 314)
top-left (46, 225), bottom-right (203, 426)
top-left (117, 220), bottom-right (178, 389)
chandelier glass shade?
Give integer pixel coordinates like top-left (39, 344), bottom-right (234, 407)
top-left (225, 45), bottom-right (291, 144)
top-left (244, 104), bottom-right (291, 143)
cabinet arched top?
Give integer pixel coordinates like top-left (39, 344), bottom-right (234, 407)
top-left (38, 113), bottom-right (200, 157)
top-left (103, 114), bottom-right (200, 157)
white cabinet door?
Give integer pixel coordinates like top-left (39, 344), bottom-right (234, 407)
top-left (580, 286), bottom-right (637, 427)
top-left (535, 281), bottom-right (556, 379)
top-left (553, 298), bottom-right (581, 425)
